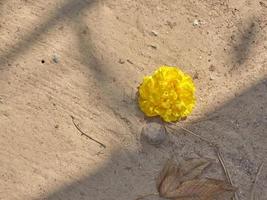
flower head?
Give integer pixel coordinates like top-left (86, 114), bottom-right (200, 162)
top-left (138, 66), bottom-right (196, 122)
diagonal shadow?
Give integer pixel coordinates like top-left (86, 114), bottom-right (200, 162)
top-left (1, 2), bottom-right (266, 199)
top-left (73, 10), bottom-right (142, 134)
top-left (229, 17), bottom-right (259, 70)
top-left (39, 79), bottom-right (267, 200)
top-left (0, 0), bottom-right (97, 67)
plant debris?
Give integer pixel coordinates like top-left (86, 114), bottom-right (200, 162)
top-left (136, 158), bottom-right (236, 200)
top-left (250, 162), bottom-right (264, 200)
top-left (71, 115), bottom-right (106, 148)
top-left (157, 158), bottom-right (211, 198)
top-left (167, 123), bottom-right (239, 200)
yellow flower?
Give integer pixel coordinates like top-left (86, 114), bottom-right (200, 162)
top-left (138, 66), bottom-right (196, 122)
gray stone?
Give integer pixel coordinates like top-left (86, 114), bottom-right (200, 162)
top-left (141, 122), bottom-right (167, 145)
top-left (52, 54), bottom-right (59, 63)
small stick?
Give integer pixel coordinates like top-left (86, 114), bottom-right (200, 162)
top-left (135, 193), bottom-right (158, 200)
top-left (168, 122), bottom-right (216, 147)
top-left (215, 147), bottom-right (238, 200)
top-left (215, 147), bottom-right (233, 185)
top-left (127, 59), bottom-right (134, 64)
top-left (71, 115), bottom-right (106, 148)
top-left (250, 162), bottom-right (264, 200)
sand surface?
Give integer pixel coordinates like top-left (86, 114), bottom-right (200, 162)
top-left (0, 0), bottom-right (266, 199)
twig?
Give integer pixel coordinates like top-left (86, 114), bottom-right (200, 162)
top-left (71, 115), bottom-right (106, 148)
top-left (168, 122), bottom-right (216, 147)
top-left (215, 147), bottom-right (238, 200)
top-left (215, 147), bottom-right (233, 185)
top-left (135, 193), bottom-right (158, 200)
top-left (127, 59), bottom-right (134, 64)
top-left (250, 162), bottom-right (264, 200)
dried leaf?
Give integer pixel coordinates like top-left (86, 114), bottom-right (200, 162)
top-left (156, 159), bottom-right (236, 200)
top-left (179, 158), bottom-right (211, 182)
top-left (157, 158), bottom-right (211, 198)
top-left (156, 160), bottom-right (181, 198)
top-left (173, 179), bottom-right (236, 200)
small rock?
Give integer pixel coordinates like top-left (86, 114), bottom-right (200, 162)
top-left (141, 122), bottom-right (167, 145)
top-left (151, 30), bottom-right (158, 36)
top-left (209, 74), bottom-right (215, 80)
top-left (193, 19), bottom-right (199, 26)
top-left (52, 54), bottom-right (59, 63)
top-left (119, 59), bottom-right (125, 64)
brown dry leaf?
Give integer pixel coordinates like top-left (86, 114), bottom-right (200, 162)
top-left (179, 158), bottom-right (211, 182)
top-left (157, 158), bottom-right (211, 198)
top-left (156, 160), bottom-right (181, 198)
top-left (173, 179), bottom-right (236, 200)
top-left (156, 159), bottom-right (236, 200)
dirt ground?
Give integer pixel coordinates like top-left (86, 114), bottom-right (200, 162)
top-left (0, 0), bottom-right (266, 199)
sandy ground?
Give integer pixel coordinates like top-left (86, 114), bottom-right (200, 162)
top-left (0, 0), bottom-right (267, 199)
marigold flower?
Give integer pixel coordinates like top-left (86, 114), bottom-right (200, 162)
top-left (138, 66), bottom-right (196, 122)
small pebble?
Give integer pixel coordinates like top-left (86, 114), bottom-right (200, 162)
top-left (141, 122), bottom-right (167, 145)
top-left (151, 30), bottom-right (158, 36)
top-left (119, 59), bottom-right (125, 64)
top-left (210, 74), bottom-right (215, 80)
top-left (52, 54), bottom-right (59, 63)
top-left (193, 19), bottom-right (199, 26)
